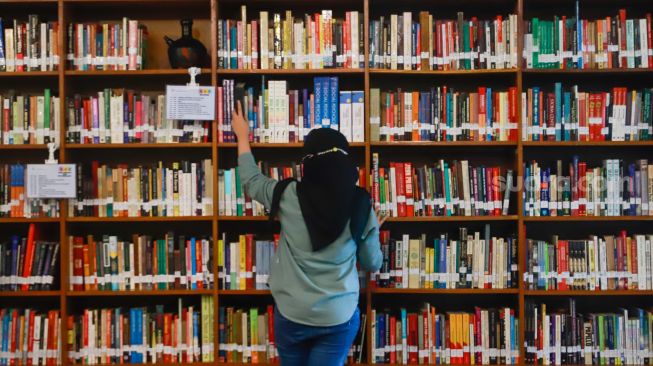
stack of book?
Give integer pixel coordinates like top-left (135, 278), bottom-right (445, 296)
top-left (1, 90), bottom-right (60, 145)
top-left (218, 77), bottom-right (364, 143)
top-left (371, 304), bottom-right (519, 364)
top-left (526, 231), bottom-right (653, 290)
top-left (370, 86), bottom-right (518, 142)
top-left (523, 157), bottom-right (653, 217)
top-left (525, 299), bottom-right (653, 364)
top-left (69, 233), bottom-right (213, 291)
top-left (374, 226), bottom-right (518, 289)
top-left (217, 7), bottom-right (363, 70)
top-left (67, 298), bottom-right (214, 364)
top-left (70, 160), bottom-right (213, 218)
top-left (369, 12), bottom-right (519, 70)
top-left (217, 233), bottom-right (276, 290)
top-left (0, 224), bottom-right (59, 291)
top-left (218, 305), bottom-right (278, 363)
top-left (0, 308), bottom-right (61, 366)
top-left (372, 154), bottom-right (514, 217)
top-left (522, 84), bottom-right (653, 142)
top-left (0, 164), bottom-right (60, 218)
top-left (66, 18), bottom-right (147, 71)
top-left (524, 8), bottom-right (653, 69)
top-left (66, 90), bottom-right (210, 144)
top-left (0, 15), bottom-right (60, 72)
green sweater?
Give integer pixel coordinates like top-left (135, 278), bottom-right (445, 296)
top-left (238, 152), bottom-right (383, 326)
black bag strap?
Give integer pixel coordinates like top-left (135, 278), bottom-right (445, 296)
top-left (269, 180), bottom-right (371, 245)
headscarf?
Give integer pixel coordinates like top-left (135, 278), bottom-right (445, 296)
top-left (297, 128), bottom-right (359, 251)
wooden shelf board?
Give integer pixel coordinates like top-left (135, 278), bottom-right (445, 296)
top-left (0, 217), bottom-right (61, 224)
top-left (523, 141), bottom-right (653, 147)
top-left (66, 289), bottom-right (214, 296)
top-left (371, 288), bottom-right (519, 295)
top-left (523, 216), bottom-right (653, 222)
top-left (218, 68), bottom-right (364, 75)
top-left (0, 290), bottom-right (61, 297)
top-left (65, 68), bottom-right (211, 76)
top-left (218, 290), bottom-right (272, 295)
top-left (523, 68), bottom-right (653, 74)
top-left (66, 143), bottom-right (212, 149)
top-left (67, 216), bottom-right (214, 222)
top-left (0, 71), bottom-right (58, 77)
top-left (371, 141), bottom-right (517, 147)
top-left (0, 144), bottom-right (50, 150)
top-left (217, 216), bottom-right (269, 221)
top-left (369, 68), bottom-right (518, 75)
top-left (386, 215), bottom-right (518, 222)
top-left (524, 290), bottom-right (653, 296)
top-left (218, 142), bottom-right (366, 148)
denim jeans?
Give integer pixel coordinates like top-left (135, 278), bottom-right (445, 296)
top-left (275, 307), bottom-right (360, 366)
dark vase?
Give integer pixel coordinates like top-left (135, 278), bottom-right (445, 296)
top-left (164, 19), bottom-right (208, 69)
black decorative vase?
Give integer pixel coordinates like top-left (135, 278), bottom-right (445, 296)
top-left (164, 19), bottom-right (209, 69)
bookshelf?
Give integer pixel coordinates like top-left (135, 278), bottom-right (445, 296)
top-left (1, 0), bottom-right (652, 365)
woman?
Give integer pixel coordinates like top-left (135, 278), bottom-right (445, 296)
top-left (231, 101), bottom-right (385, 366)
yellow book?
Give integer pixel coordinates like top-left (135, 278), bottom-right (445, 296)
top-left (239, 235), bottom-right (247, 290)
top-left (172, 162), bottom-right (180, 216)
top-left (408, 239), bottom-right (420, 288)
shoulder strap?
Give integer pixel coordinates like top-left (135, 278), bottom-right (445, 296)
top-left (349, 187), bottom-right (372, 245)
top-left (269, 178), bottom-right (296, 222)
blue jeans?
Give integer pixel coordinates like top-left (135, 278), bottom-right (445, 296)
top-left (275, 307), bottom-right (360, 366)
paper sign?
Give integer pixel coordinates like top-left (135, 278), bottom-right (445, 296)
top-left (26, 164), bottom-right (76, 198)
top-left (166, 85), bottom-right (215, 121)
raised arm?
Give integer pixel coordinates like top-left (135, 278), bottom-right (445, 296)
top-left (356, 208), bottom-right (386, 272)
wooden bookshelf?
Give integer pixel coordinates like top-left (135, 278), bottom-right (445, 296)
top-left (2, 0), bottom-right (652, 365)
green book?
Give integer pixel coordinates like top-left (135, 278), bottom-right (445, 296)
top-left (157, 239), bottom-right (166, 290)
top-left (532, 18), bottom-right (540, 68)
top-left (43, 89), bottom-right (51, 143)
top-left (235, 167), bottom-right (243, 216)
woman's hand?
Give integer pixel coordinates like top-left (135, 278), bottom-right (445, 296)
top-left (375, 207), bottom-right (388, 227)
top-left (232, 101), bottom-right (249, 141)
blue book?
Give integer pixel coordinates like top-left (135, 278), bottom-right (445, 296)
top-left (438, 237), bottom-right (447, 288)
top-left (541, 168), bottom-right (550, 216)
top-left (302, 89), bottom-right (309, 134)
top-left (230, 27), bottom-right (237, 69)
top-left (313, 77), bottom-right (323, 128)
top-left (563, 91), bottom-right (571, 141)
top-left (0, 18), bottom-right (6, 71)
top-left (193, 311), bottom-right (200, 354)
top-left (555, 83), bottom-right (562, 140)
top-left (10, 236), bottom-right (18, 290)
top-left (321, 77), bottom-right (330, 128)
top-left (1, 313), bottom-right (9, 366)
top-left (378, 314), bottom-right (385, 362)
top-left (532, 87), bottom-right (540, 141)
top-left (400, 309), bottom-right (407, 359)
top-left (432, 239), bottom-right (439, 287)
top-left (329, 76), bottom-right (339, 130)
top-left (190, 237), bottom-right (197, 290)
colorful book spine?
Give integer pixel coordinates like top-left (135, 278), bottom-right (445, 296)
top-left (217, 233), bottom-right (274, 290)
top-left (0, 15), bottom-right (60, 72)
top-left (369, 12), bottom-right (519, 70)
top-left (0, 90), bottom-right (60, 145)
top-left (0, 229), bottom-right (59, 291)
top-left (0, 308), bottom-right (61, 366)
top-left (218, 305), bottom-right (277, 363)
top-left (0, 164), bottom-right (60, 218)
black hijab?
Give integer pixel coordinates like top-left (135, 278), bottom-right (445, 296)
top-left (297, 129), bottom-right (359, 251)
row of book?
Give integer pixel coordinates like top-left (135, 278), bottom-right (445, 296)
top-left (526, 231), bottom-right (653, 291)
top-left (371, 305), bottom-right (519, 365)
top-left (1, 90), bottom-right (61, 145)
top-left (371, 155), bottom-right (514, 217)
top-left (524, 299), bottom-right (653, 365)
top-left (373, 227), bottom-right (518, 289)
top-left (70, 160), bottom-right (213, 218)
top-left (70, 233), bottom-right (213, 292)
top-left (218, 77), bottom-right (364, 143)
top-left (0, 309), bottom-right (61, 366)
top-left (524, 9), bottom-right (653, 70)
top-left (522, 84), bottom-right (652, 142)
top-left (369, 87), bottom-right (518, 142)
top-left (66, 19), bottom-right (147, 71)
top-left (523, 158), bottom-right (653, 217)
top-left (66, 91), bottom-right (210, 144)
top-left (217, 234), bottom-right (276, 290)
top-left (217, 7), bottom-right (363, 70)
top-left (0, 225), bottom-right (58, 290)
top-left (217, 306), bottom-right (278, 364)
top-left (0, 164), bottom-right (59, 218)
top-left (67, 298), bottom-right (214, 364)
top-left (0, 16), bottom-right (60, 72)
top-left (369, 12), bottom-right (519, 71)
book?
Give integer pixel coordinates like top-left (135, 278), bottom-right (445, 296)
top-left (218, 305), bottom-right (277, 363)
top-left (218, 7), bottom-right (363, 70)
top-left (371, 305), bottom-right (518, 365)
top-left (68, 232), bottom-right (212, 291)
top-left (67, 18), bottom-right (147, 71)
top-left (218, 233), bottom-right (275, 290)
top-left (524, 9), bottom-right (653, 70)
top-left (0, 227), bottom-right (59, 291)
top-left (523, 157), bottom-right (653, 217)
top-left (65, 90), bottom-right (210, 144)
top-left (373, 226), bottom-right (518, 289)
top-left (0, 164), bottom-right (60, 218)
top-left (369, 12), bottom-right (518, 70)
top-left (523, 84), bottom-right (652, 142)
top-left (218, 77), bottom-right (364, 143)
top-left (69, 160), bottom-right (213, 218)
top-left (371, 155), bottom-right (513, 217)
top-left (67, 297), bottom-right (214, 364)
top-left (0, 15), bottom-right (59, 72)
top-left (0, 308), bottom-right (61, 365)
top-left (370, 86), bottom-right (518, 142)
top-left (0, 90), bottom-right (60, 145)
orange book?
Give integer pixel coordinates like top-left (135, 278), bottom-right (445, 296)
top-left (196, 240), bottom-right (203, 289)
top-left (412, 92), bottom-right (419, 141)
top-left (21, 224), bottom-right (37, 290)
top-left (82, 243), bottom-right (91, 290)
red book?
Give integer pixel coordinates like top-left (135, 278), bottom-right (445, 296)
top-left (620, 10), bottom-right (628, 68)
top-left (195, 240), bottom-right (204, 289)
top-left (508, 87), bottom-right (517, 141)
top-left (9, 310), bottom-right (17, 366)
top-left (647, 14), bottom-right (653, 67)
top-left (163, 313), bottom-right (171, 363)
top-left (404, 163), bottom-right (414, 216)
top-left (394, 163), bottom-right (407, 217)
top-left (547, 93), bottom-right (555, 141)
top-left (389, 315), bottom-right (397, 363)
top-left (600, 92), bottom-right (607, 141)
top-left (421, 309), bottom-right (429, 364)
top-left (578, 162), bottom-right (587, 215)
top-left (493, 167), bottom-right (501, 216)
top-left (135, 98), bottom-right (142, 141)
top-left (26, 311), bottom-right (36, 366)
top-left (21, 224), bottom-right (37, 290)
top-left (629, 231), bottom-right (638, 289)
top-left (46, 311), bottom-right (56, 366)
top-left (267, 305), bottom-right (276, 362)
top-left (289, 91), bottom-right (295, 142)
top-left (558, 240), bottom-right (569, 290)
top-left (408, 314), bottom-right (418, 363)
top-left (245, 234), bottom-right (254, 289)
